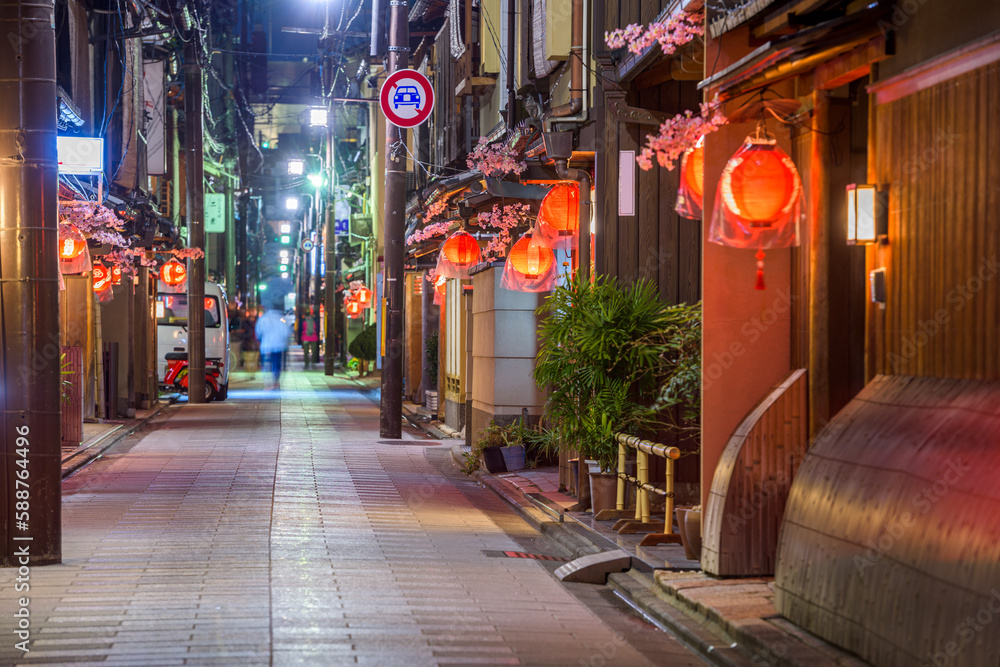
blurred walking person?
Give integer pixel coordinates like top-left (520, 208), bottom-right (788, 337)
top-left (256, 303), bottom-right (291, 390)
top-left (302, 307), bottom-right (320, 370)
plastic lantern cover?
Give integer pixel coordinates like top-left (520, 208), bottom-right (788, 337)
top-left (432, 275), bottom-right (447, 306)
top-left (93, 263), bottom-right (114, 302)
top-left (534, 184), bottom-right (579, 251)
top-left (709, 134), bottom-right (803, 290)
top-left (501, 232), bottom-right (557, 293)
top-left (709, 134), bottom-right (802, 251)
top-left (159, 260), bottom-right (187, 293)
top-left (436, 231), bottom-right (482, 279)
top-left (675, 137), bottom-right (705, 220)
top-left (58, 223), bottom-right (91, 275)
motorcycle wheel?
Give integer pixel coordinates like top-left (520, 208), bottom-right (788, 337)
top-left (204, 381), bottom-right (218, 402)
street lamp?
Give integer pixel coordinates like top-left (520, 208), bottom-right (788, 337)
top-left (308, 107), bottom-right (329, 127)
top-left (287, 159), bottom-right (305, 175)
top-left (280, 223), bottom-right (292, 234)
top-left (284, 197), bottom-right (298, 211)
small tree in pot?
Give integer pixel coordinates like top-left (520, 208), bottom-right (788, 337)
top-left (534, 274), bottom-right (701, 512)
top-left (348, 324), bottom-right (377, 375)
top-left (424, 331), bottom-right (439, 410)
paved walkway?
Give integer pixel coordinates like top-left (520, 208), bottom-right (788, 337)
top-left (2, 367), bottom-right (705, 666)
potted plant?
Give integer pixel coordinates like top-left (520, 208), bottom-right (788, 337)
top-left (424, 331), bottom-right (439, 411)
top-left (534, 274), bottom-right (701, 513)
top-left (462, 420), bottom-right (509, 475)
top-left (348, 324), bottom-right (377, 375)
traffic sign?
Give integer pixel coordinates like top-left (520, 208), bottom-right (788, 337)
top-left (379, 69), bottom-right (434, 128)
top-left (301, 239), bottom-right (315, 252)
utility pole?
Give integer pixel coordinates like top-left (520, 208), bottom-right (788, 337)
top-left (379, 0), bottom-right (408, 438)
top-left (0, 0), bottom-right (62, 566)
top-left (184, 37), bottom-right (206, 403)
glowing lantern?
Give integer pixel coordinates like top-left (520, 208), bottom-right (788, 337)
top-left (441, 231), bottom-right (480, 266)
top-left (508, 234), bottom-right (554, 278)
top-left (345, 299), bottom-right (362, 317)
top-left (59, 224), bottom-right (87, 260)
top-left (709, 131), bottom-right (803, 290)
top-left (719, 140), bottom-right (801, 227)
top-left (111, 266), bottom-right (123, 285)
top-left (355, 287), bottom-right (373, 307)
top-left (160, 260), bottom-right (187, 286)
top-left (538, 184), bottom-right (579, 237)
top-left (92, 263), bottom-right (112, 292)
top-left (676, 136), bottom-right (705, 219)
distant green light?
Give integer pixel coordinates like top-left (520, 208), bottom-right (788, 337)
top-left (280, 235), bottom-right (290, 244)
top-left (279, 264), bottom-right (288, 272)
top-left (258, 283), bottom-right (267, 291)
top-left (261, 141), bottom-right (269, 149)
top-left (307, 173), bottom-right (325, 188)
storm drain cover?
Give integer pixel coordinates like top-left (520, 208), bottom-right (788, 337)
top-left (483, 550), bottom-right (569, 562)
top-left (377, 440), bottom-right (440, 446)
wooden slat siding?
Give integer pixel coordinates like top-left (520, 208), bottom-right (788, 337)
top-left (636, 84), bottom-right (660, 286)
top-left (658, 78), bottom-right (679, 305)
top-left (775, 375), bottom-right (1000, 667)
top-left (701, 369), bottom-right (807, 576)
top-left (873, 63), bottom-right (1000, 382)
top-left (61, 346), bottom-right (83, 445)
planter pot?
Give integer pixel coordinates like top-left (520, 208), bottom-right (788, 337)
top-left (684, 510), bottom-right (703, 562)
top-left (425, 389), bottom-right (439, 412)
top-left (675, 508), bottom-right (696, 560)
top-left (501, 445), bottom-right (526, 472)
top-left (481, 447), bottom-right (507, 474)
top-left (586, 459), bottom-right (601, 474)
top-left (589, 472), bottom-right (618, 514)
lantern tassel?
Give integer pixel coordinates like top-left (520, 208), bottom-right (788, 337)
top-left (755, 250), bottom-right (766, 290)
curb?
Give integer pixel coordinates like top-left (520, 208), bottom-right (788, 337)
top-left (444, 443), bottom-right (867, 667)
top-left (61, 399), bottom-right (176, 479)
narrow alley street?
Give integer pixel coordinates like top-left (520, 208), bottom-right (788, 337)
top-left (1, 361), bottom-right (706, 666)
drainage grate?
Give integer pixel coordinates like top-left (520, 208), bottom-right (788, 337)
top-left (377, 440), bottom-right (440, 446)
top-left (483, 550), bottom-right (569, 562)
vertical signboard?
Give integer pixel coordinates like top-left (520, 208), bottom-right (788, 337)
top-left (205, 193), bottom-right (226, 232)
top-left (143, 60), bottom-right (166, 175)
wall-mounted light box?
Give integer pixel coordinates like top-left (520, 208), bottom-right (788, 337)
top-left (57, 136), bottom-right (103, 175)
top-left (846, 184), bottom-right (889, 245)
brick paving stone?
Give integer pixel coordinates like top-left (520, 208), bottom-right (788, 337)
top-left (1, 371), bottom-right (706, 666)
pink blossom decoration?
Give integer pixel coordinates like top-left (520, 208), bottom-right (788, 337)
top-left (423, 197), bottom-right (450, 222)
top-left (467, 137), bottom-right (527, 178)
top-left (605, 10), bottom-right (704, 57)
top-left (637, 100), bottom-right (727, 171)
top-left (406, 220), bottom-right (452, 246)
top-left (477, 203), bottom-right (532, 260)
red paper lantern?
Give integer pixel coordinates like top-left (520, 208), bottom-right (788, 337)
top-left (720, 142), bottom-right (801, 226)
top-left (508, 234), bottom-right (554, 278)
top-left (538, 184), bottom-right (579, 236)
top-left (355, 287), bottom-right (373, 306)
top-left (345, 299), bottom-right (362, 316)
top-left (441, 231), bottom-right (480, 266)
top-left (92, 263), bottom-right (112, 292)
top-left (111, 266), bottom-right (123, 285)
top-left (59, 224), bottom-right (87, 260)
top-left (681, 139), bottom-right (705, 204)
top-left (160, 260), bottom-right (187, 286)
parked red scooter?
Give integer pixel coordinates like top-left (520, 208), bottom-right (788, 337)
top-left (164, 352), bottom-right (223, 402)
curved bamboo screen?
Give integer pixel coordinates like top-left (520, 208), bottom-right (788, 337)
top-left (702, 369), bottom-right (808, 576)
top-left (775, 374), bottom-right (1000, 667)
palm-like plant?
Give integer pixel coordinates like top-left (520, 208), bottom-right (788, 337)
top-left (533, 275), bottom-right (697, 471)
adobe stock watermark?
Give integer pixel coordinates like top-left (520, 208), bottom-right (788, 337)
top-left (925, 589), bottom-right (1000, 667)
top-left (703, 288), bottom-right (795, 392)
top-left (887, 254), bottom-right (999, 373)
top-left (901, 127), bottom-right (961, 178)
top-left (877, 0), bottom-right (935, 37)
top-left (853, 455), bottom-right (970, 576)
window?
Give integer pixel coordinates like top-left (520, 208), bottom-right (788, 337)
top-left (156, 294), bottom-right (221, 328)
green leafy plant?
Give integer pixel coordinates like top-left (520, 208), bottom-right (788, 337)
top-left (60, 353), bottom-right (74, 404)
top-left (348, 324), bottom-right (377, 361)
top-left (462, 420), bottom-right (516, 475)
top-left (533, 274), bottom-right (701, 471)
top-left (425, 331), bottom-right (439, 387)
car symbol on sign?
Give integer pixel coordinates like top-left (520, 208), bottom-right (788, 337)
top-left (393, 85), bottom-right (421, 110)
